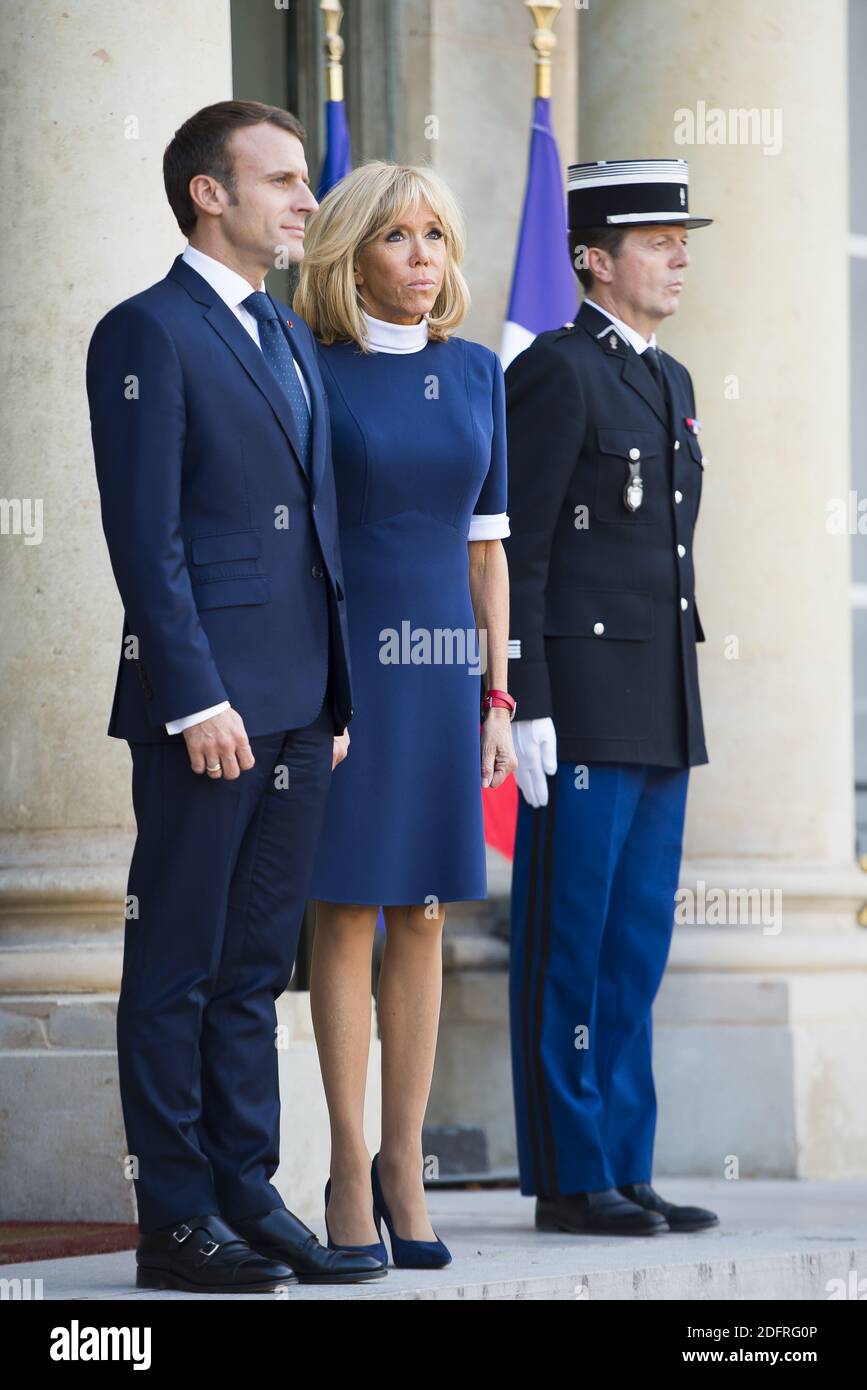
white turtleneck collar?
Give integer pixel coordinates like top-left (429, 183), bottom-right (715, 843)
top-left (361, 308), bottom-right (429, 354)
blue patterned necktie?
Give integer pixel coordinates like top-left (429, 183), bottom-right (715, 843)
top-left (242, 291), bottom-right (311, 475)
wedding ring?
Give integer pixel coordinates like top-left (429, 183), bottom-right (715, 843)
top-left (206, 762), bottom-right (222, 773)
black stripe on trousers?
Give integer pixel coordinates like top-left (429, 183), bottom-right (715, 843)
top-left (520, 772), bottom-right (560, 1197)
top-left (519, 802), bottom-right (544, 1191)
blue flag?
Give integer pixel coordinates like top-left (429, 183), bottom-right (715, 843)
top-left (489, 95), bottom-right (577, 858)
top-left (501, 96), bottom-right (576, 369)
top-left (316, 99), bottom-right (352, 199)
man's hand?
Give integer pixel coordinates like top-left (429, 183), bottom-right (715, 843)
top-left (183, 707), bottom-right (255, 780)
top-left (332, 728), bottom-right (350, 770)
top-left (481, 707), bottom-right (518, 790)
top-left (513, 717), bottom-right (558, 807)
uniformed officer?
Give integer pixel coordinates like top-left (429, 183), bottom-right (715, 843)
top-left (504, 158), bottom-right (719, 1235)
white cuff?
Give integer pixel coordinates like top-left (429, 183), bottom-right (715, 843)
top-left (468, 511), bottom-right (510, 541)
top-left (165, 700), bottom-right (230, 735)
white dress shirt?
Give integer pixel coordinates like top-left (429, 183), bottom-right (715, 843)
top-left (181, 243), bottom-right (311, 407)
top-left (360, 309), bottom-right (510, 542)
top-left (582, 297), bottom-right (657, 355)
top-left (165, 245), bottom-right (311, 735)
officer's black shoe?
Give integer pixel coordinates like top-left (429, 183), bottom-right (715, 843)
top-left (535, 1187), bottom-right (667, 1235)
top-left (231, 1205), bottom-right (387, 1282)
top-left (618, 1182), bottom-right (720, 1232)
top-left (136, 1212), bottom-right (296, 1292)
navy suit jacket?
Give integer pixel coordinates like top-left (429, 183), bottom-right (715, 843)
top-left (86, 254), bottom-right (353, 743)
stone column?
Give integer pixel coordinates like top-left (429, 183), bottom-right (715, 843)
top-left (579, 0), bottom-right (867, 1176)
top-left (0, 0), bottom-right (381, 1222)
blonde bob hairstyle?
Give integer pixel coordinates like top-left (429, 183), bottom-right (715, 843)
top-left (293, 161), bottom-right (471, 349)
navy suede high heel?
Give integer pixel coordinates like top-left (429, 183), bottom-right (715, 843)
top-left (371, 1153), bottom-right (452, 1269)
top-left (324, 1177), bottom-right (388, 1266)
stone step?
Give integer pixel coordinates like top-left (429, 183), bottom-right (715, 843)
top-left (3, 1180), bottom-right (865, 1301)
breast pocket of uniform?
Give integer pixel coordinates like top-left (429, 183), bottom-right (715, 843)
top-left (594, 427), bottom-right (664, 525)
top-left (685, 431), bottom-right (705, 469)
top-left (680, 430), bottom-right (705, 518)
top-left (188, 528), bottom-right (271, 610)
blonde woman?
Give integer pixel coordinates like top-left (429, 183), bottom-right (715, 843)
top-left (295, 163), bottom-right (517, 1268)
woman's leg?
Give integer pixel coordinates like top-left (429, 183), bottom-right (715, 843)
top-left (376, 901), bottom-right (447, 1240)
top-left (310, 900), bottom-right (380, 1244)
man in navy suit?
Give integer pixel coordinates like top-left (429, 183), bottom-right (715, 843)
top-left (87, 101), bottom-right (384, 1291)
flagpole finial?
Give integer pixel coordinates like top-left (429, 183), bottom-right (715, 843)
top-left (524, 2), bottom-right (562, 100)
top-left (321, 0), bottom-right (345, 103)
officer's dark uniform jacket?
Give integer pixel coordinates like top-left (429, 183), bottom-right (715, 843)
top-left (504, 298), bottom-right (708, 768)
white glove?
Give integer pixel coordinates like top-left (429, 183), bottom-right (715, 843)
top-left (513, 717), bottom-right (558, 808)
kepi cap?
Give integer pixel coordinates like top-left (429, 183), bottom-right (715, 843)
top-left (567, 158), bottom-right (712, 230)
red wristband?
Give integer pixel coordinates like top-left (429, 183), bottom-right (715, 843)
top-left (481, 688), bottom-right (517, 720)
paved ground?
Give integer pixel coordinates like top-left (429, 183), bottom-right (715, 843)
top-left (3, 1179), bottom-right (866, 1301)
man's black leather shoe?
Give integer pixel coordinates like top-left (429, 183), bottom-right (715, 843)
top-left (536, 1187), bottom-right (667, 1235)
top-left (231, 1206), bottom-right (387, 1282)
top-left (618, 1182), bottom-right (720, 1232)
top-left (136, 1213), bottom-right (296, 1293)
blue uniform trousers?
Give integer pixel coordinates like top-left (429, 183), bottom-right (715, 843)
top-left (509, 761), bottom-right (689, 1196)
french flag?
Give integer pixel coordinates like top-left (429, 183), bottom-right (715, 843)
top-left (484, 94), bottom-right (575, 861)
top-left (501, 96), bottom-right (576, 368)
top-left (316, 98), bottom-right (352, 199)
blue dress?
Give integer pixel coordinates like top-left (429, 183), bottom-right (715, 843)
top-left (308, 333), bottom-right (508, 905)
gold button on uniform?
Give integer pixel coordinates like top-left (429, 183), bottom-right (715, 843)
top-left (674, 490), bottom-right (683, 503)
top-left (680, 597), bottom-right (688, 611)
top-left (674, 440), bottom-right (680, 450)
top-left (593, 621), bottom-right (605, 635)
top-left (629, 447), bottom-right (641, 461)
top-left (677, 544), bottom-right (686, 557)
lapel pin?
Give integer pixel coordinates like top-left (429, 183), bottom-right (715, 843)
top-left (685, 416), bottom-right (701, 433)
top-left (609, 334), bottom-right (618, 350)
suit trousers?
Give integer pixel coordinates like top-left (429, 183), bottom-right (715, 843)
top-left (117, 684), bottom-right (335, 1233)
top-left (509, 761), bottom-right (689, 1197)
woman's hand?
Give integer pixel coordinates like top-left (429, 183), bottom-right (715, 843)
top-left (333, 728), bottom-right (350, 770)
top-left (480, 707), bottom-right (518, 790)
